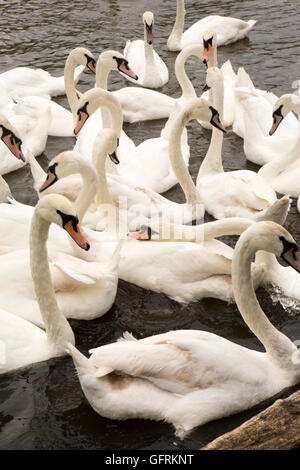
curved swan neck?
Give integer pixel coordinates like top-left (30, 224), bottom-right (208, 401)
top-left (30, 211), bottom-right (75, 348)
top-left (149, 217), bottom-right (254, 242)
top-left (169, 110), bottom-right (201, 205)
top-left (232, 233), bottom-right (296, 367)
top-left (74, 160), bottom-right (98, 222)
top-left (92, 140), bottom-right (114, 207)
top-left (168, 0), bottom-right (185, 50)
top-left (197, 76), bottom-right (224, 179)
top-left (95, 58), bottom-right (109, 91)
top-left (97, 95), bottom-right (123, 137)
top-left (175, 48), bottom-right (198, 100)
top-left (64, 53), bottom-right (79, 121)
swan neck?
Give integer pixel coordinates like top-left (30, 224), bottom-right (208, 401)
top-left (93, 145), bottom-right (114, 207)
top-left (96, 60), bottom-right (109, 90)
top-left (75, 162), bottom-right (98, 222)
top-left (168, 0), bottom-right (185, 48)
top-left (64, 54), bottom-right (78, 121)
top-left (197, 79), bottom-right (224, 179)
top-left (233, 235), bottom-right (296, 366)
top-left (30, 211), bottom-right (75, 347)
top-left (169, 112), bottom-right (201, 205)
top-left (175, 50), bottom-right (197, 100)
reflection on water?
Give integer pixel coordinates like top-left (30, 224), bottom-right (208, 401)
top-left (0, 0), bottom-right (300, 450)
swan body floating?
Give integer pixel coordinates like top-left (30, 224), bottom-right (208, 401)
top-left (0, 195), bottom-right (88, 374)
top-left (233, 69), bottom-right (300, 165)
top-left (67, 222), bottom-right (300, 439)
top-left (0, 62), bottom-right (84, 99)
top-left (167, 0), bottom-right (256, 52)
top-left (196, 67), bottom-right (280, 220)
top-left (123, 11), bottom-right (169, 89)
top-left (258, 94), bottom-right (300, 196)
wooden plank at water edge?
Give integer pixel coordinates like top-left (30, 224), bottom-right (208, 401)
top-left (201, 390), bottom-right (300, 450)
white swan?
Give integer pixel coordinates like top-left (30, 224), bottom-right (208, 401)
top-left (0, 160), bottom-right (120, 326)
top-left (123, 11), bottom-right (169, 89)
top-left (199, 30), bottom-right (238, 129)
top-left (258, 94), bottom-right (300, 196)
top-left (0, 195), bottom-right (87, 374)
top-left (67, 221), bottom-right (300, 439)
top-left (0, 61), bottom-right (84, 99)
top-left (74, 88), bottom-right (189, 194)
top-left (73, 50), bottom-right (137, 162)
top-left (167, 0), bottom-right (256, 51)
top-left (232, 69), bottom-right (300, 165)
top-left (196, 67), bottom-right (280, 220)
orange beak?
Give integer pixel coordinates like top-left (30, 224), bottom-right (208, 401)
top-left (119, 61), bottom-right (138, 81)
top-left (39, 171), bottom-right (57, 192)
top-left (2, 133), bottom-right (25, 161)
top-left (64, 220), bottom-right (90, 250)
top-left (127, 227), bottom-right (150, 240)
top-left (202, 45), bottom-right (211, 64)
top-left (74, 110), bottom-right (89, 135)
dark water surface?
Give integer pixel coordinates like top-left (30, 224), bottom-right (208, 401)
top-left (0, 0), bottom-right (300, 450)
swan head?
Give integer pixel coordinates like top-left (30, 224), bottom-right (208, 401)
top-left (0, 114), bottom-right (25, 162)
top-left (127, 225), bottom-right (158, 241)
top-left (202, 30), bottom-right (216, 66)
top-left (269, 94), bottom-right (300, 136)
top-left (238, 221), bottom-right (300, 273)
top-left (94, 128), bottom-right (120, 165)
top-left (74, 88), bottom-right (121, 135)
top-left (143, 11), bottom-right (154, 45)
top-left (39, 151), bottom-right (96, 192)
top-left (98, 50), bottom-right (138, 81)
top-left (183, 98), bottom-right (226, 133)
top-left (36, 194), bottom-right (90, 251)
top-left (69, 47), bottom-right (96, 73)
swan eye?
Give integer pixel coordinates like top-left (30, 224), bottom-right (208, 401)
top-left (203, 36), bottom-right (213, 49)
top-left (84, 54), bottom-right (96, 73)
top-left (280, 236), bottom-right (300, 273)
top-left (56, 210), bottom-right (79, 230)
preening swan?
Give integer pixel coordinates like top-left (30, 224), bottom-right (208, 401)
top-left (258, 94), bottom-right (300, 196)
top-left (0, 194), bottom-right (88, 374)
top-left (67, 221), bottom-right (300, 439)
top-left (167, 0), bottom-right (256, 51)
top-left (123, 11), bottom-right (169, 89)
top-left (196, 67), bottom-right (280, 220)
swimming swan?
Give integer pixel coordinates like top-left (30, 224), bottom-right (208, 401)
top-left (167, 0), bottom-right (256, 52)
top-left (123, 11), bottom-right (169, 89)
top-left (67, 221), bottom-right (300, 439)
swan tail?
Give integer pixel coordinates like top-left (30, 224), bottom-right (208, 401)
top-left (66, 342), bottom-right (95, 375)
top-left (117, 331), bottom-right (138, 343)
top-left (254, 196), bottom-right (290, 224)
top-left (247, 19), bottom-right (257, 29)
top-left (235, 67), bottom-right (255, 92)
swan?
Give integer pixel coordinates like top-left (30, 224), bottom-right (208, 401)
top-left (196, 67), bottom-right (280, 220)
top-left (0, 61), bottom-right (84, 99)
top-left (232, 69), bottom-right (300, 164)
top-left (167, 0), bottom-right (256, 52)
top-left (73, 50), bottom-right (137, 162)
top-left (199, 30), bottom-right (238, 129)
top-left (74, 88), bottom-right (190, 194)
top-left (258, 94), bottom-right (300, 196)
top-left (0, 194), bottom-right (88, 374)
top-left (123, 11), bottom-right (169, 89)
top-left (67, 221), bottom-right (300, 439)
top-left (0, 159), bottom-right (120, 326)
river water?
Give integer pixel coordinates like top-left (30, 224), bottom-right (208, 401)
top-left (0, 0), bottom-right (300, 450)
